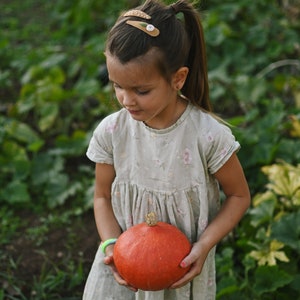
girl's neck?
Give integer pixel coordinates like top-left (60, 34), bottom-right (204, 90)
top-left (144, 95), bottom-right (188, 130)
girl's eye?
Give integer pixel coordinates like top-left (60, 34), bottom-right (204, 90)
top-left (113, 83), bottom-right (121, 89)
top-left (136, 90), bottom-right (150, 95)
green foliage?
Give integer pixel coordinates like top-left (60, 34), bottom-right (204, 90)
top-left (202, 0), bottom-right (300, 298)
top-left (203, 0), bottom-right (300, 111)
top-left (0, 0), bottom-right (122, 210)
top-left (0, 0), bottom-right (300, 298)
top-left (217, 161), bottom-right (300, 298)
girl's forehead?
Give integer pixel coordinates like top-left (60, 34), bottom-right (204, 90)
top-left (106, 52), bottom-right (162, 84)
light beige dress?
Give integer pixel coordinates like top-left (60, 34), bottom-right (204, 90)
top-left (83, 102), bottom-right (240, 300)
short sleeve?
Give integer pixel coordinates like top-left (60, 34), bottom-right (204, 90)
top-left (86, 115), bottom-right (115, 164)
top-left (204, 120), bottom-right (240, 174)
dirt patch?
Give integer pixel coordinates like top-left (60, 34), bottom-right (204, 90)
top-left (1, 209), bottom-right (99, 298)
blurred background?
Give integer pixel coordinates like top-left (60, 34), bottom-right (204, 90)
top-left (0, 0), bottom-right (299, 299)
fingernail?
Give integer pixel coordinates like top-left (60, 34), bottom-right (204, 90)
top-left (180, 261), bottom-right (186, 268)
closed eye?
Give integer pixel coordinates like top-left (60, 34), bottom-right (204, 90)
top-left (136, 89), bottom-right (150, 95)
top-left (113, 82), bottom-right (121, 89)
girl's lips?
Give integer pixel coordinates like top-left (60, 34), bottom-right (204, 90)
top-left (127, 109), bottom-right (141, 115)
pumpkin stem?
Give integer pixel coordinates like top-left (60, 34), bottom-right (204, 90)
top-left (145, 212), bottom-right (157, 226)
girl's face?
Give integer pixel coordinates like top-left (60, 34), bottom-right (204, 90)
top-left (106, 51), bottom-right (188, 129)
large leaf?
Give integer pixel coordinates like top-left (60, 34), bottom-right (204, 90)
top-left (0, 180), bottom-right (30, 204)
top-left (253, 265), bottom-right (293, 295)
top-left (30, 152), bottom-right (64, 186)
top-left (262, 162), bottom-right (300, 203)
top-left (54, 130), bottom-right (88, 156)
top-left (249, 196), bottom-right (276, 227)
top-left (5, 119), bottom-right (41, 145)
top-left (46, 176), bottom-right (82, 208)
top-left (271, 211), bottom-right (300, 253)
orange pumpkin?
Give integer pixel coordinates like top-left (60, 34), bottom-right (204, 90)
top-left (113, 212), bottom-right (192, 291)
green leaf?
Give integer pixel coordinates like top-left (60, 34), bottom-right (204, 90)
top-left (5, 119), bottom-right (41, 145)
top-left (46, 175), bottom-right (82, 208)
top-left (31, 153), bottom-right (64, 186)
top-left (45, 173), bottom-right (69, 208)
top-left (0, 141), bottom-right (30, 180)
top-left (249, 198), bottom-right (275, 227)
top-left (271, 211), bottom-right (300, 252)
top-left (21, 65), bottom-right (44, 84)
top-left (290, 274), bottom-right (300, 292)
top-left (40, 54), bottom-right (66, 70)
top-left (54, 130), bottom-right (87, 156)
top-left (254, 265), bottom-right (293, 295)
top-left (0, 180), bottom-right (30, 204)
top-left (74, 78), bottom-right (100, 97)
top-left (38, 102), bottom-right (59, 132)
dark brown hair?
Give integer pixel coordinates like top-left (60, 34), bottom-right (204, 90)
top-left (106, 0), bottom-right (212, 111)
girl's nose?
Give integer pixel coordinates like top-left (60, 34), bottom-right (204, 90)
top-left (122, 92), bottom-right (136, 107)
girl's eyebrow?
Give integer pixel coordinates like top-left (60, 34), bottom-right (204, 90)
top-left (109, 79), bottom-right (154, 89)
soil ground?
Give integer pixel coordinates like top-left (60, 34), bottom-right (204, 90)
top-left (1, 209), bottom-right (99, 298)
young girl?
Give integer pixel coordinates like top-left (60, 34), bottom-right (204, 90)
top-left (83, 0), bottom-right (251, 299)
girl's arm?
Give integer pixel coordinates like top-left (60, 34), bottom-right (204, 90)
top-left (93, 163), bottom-right (121, 255)
top-left (93, 163), bottom-right (138, 291)
top-left (171, 152), bottom-right (251, 288)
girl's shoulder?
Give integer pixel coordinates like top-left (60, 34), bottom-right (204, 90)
top-left (94, 108), bottom-right (129, 134)
top-left (100, 108), bottom-right (128, 124)
top-left (189, 105), bottom-right (227, 130)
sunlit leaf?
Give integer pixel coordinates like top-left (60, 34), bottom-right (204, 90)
top-left (289, 115), bottom-right (300, 137)
top-left (5, 119), bottom-right (41, 145)
top-left (38, 102), bottom-right (59, 132)
top-left (265, 163), bottom-right (300, 195)
top-left (249, 240), bottom-right (289, 266)
top-left (40, 54), bottom-right (66, 70)
top-left (262, 162), bottom-right (300, 207)
top-left (21, 65), bottom-right (44, 84)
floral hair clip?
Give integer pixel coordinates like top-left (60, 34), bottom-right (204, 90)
top-left (126, 20), bottom-right (160, 37)
top-left (123, 9), bottom-right (151, 20)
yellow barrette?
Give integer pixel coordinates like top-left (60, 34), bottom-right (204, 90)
top-left (123, 9), bottom-right (151, 20)
top-left (126, 20), bottom-right (160, 37)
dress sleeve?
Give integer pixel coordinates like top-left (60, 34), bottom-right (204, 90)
top-left (86, 116), bottom-right (115, 165)
top-left (205, 118), bottom-right (240, 174)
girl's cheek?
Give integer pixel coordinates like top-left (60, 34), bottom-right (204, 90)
top-left (115, 92), bottom-right (123, 105)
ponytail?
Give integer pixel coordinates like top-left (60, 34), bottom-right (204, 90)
top-left (171, 0), bottom-right (211, 111)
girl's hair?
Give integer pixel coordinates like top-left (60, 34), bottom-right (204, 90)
top-left (106, 0), bottom-right (212, 112)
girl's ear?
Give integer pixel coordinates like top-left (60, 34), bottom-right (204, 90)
top-left (172, 67), bottom-right (189, 91)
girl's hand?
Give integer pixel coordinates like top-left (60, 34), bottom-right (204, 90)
top-left (170, 241), bottom-right (209, 289)
top-left (103, 253), bottom-right (138, 292)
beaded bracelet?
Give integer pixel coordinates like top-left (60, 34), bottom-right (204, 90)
top-left (100, 238), bottom-right (118, 254)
